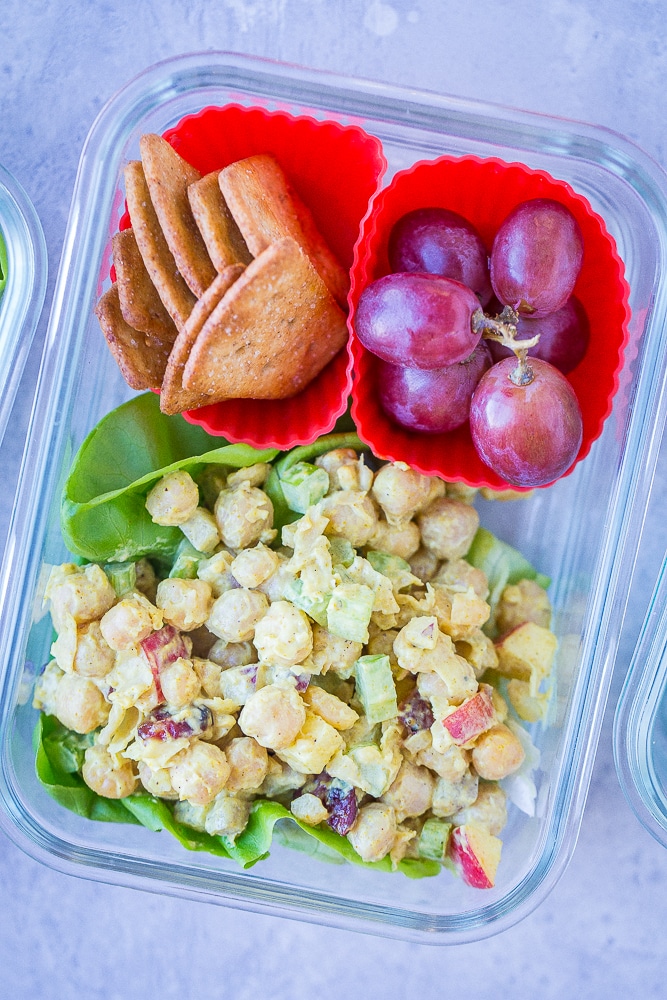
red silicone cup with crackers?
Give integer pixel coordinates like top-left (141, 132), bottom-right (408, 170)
top-left (146, 104), bottom-right (386, 449)
top-left (348, 154), bottom-right (632, 490)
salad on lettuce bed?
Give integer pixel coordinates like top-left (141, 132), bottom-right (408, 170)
top-left (33, 393), bottom-right (555, 888)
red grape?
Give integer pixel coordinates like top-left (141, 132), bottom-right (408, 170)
top-left (388, 207), bottom-right (493, 306)
top-left (469, 356), bottom-right (583, 487)
top-left (355, 272), bottom-right (484, 369)
top-left (487, 296), bottom-right (590, 374)
top-left (490, 199), bottom-right (584, 318)
top-left (378, 344), bottom-right (492, 433)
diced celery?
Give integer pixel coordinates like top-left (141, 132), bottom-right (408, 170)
top-left (354, 654), bottom-right (398, 725)
top-left (283, 576), bottom-right (331, 628)
top-left (366, 550), bottom-right (417, 589)
top-left (104, 561), bottom-right (137, 596)
top-left (329, 536), bottom-right (355, 569)
top-left (279, 461), bottom-right (330, 514)
top-left (418, 818), bottom-right (452, 862)
top-left (169, 538), bottom-right (205, 579)
top-left (327, 583), bottom-right (375, 643)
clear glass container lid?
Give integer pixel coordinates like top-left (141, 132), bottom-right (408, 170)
top-left (1, 52), bottom-right (667, 944)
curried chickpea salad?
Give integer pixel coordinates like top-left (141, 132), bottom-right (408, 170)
top-left (33, 395), bottom-right (557, 889)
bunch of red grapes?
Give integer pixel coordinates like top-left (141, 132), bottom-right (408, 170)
top-left (355, 199), bottom-right (588, 488)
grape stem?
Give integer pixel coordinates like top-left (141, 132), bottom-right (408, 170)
top-left (472, 305), bottom-right (540, 386)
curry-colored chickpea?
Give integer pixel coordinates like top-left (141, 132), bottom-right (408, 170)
top-left (214, 483), bottom-right (274, 551)
top-left (371, 463), bottom-right (443, 525)
top-left (417, 497), bottom-right (480, 561)
top-left (169, 741), bottom-right (231, 806)
top-left (82, 745), bottom-right (138, 799)
top-left (319, 491), bottom-right (378, 548)
top-left (206, 588), bottom-right (269, 643)
top-left (238, 684), bottom-right (306, 751)
top-left (54, 673), bottom-right (110, 734)
top-left (471, 723), bottom-right (525, 780)
top-left (145, 470), bottom-right (200, 526)
top-left (159, 657), bottom-right (200, 707)
top-left (381, 760), bottom-right (435, 822)
top-left (73, 620), bottom-right (115, 678)
top-left (156, 578), bottom-right (213, 632)
top-left (224, 736), bottom-right (269, 792)
top-left (99, 597), bottom-right (156, 651)
top-left (368, 517), bottom-right (421, 560)
top-left (347, 802), bottom-right (397, 863)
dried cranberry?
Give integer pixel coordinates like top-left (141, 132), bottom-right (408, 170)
top-left (308, 772), bottom-right (358, 835)
top-left (398, 688), bottom-right (434, 734)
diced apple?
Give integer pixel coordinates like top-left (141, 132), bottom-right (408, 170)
top-left (447, 823), bottom-right (502, 889)
top-left (494, 621), bottom-right (557, 695)
top-left (441, 684), bottom-right (494, 745)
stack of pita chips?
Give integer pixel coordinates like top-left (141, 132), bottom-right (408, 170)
top-left (95, 134), bottom-right (350, 415)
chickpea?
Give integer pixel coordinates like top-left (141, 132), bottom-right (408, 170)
top-left (319, 491), bottom-right (378, 548)
top-left (226, 462), bottom-right (271, 489)
top-left (207, 639), bottom-right (257, 669)
top-left (230, 544), bottom-right (280, 590)
top-left (238, 684), bottom-right (306, 751)
top-left (196, 549), bottom-right (236, 597)
top-left (204, 792), bottom-right (252, 838)
top-left (347, 802), bottom-right (397, 863)
top-left (417, 497), bottom-right (480, 560)
top-left (145, 470), bottom-right (199, 526)
top-left (82, 745), bottom-right (137, 799)
top-left (415, 743), bottom-right (470, 782)
top-left (206, 587), bottom-right (269, 643)
top-left (495, 578), bottom-right (552, 637)
top-left (169, 741), bottom-right (230, 806)
top-left (137, 760), bottom-right (178, 798)
top-left (73, 621), bottom-right (115, 678)
top-left (214, 483), bottom-right (274, 550)
top-left (381, 760), bottom-right (435, 822)
top-left (310, 624), bottom-right (362, 678)
top-left (431, 770), bottom-right (479, 818)
top-left (156, 578), bottom-right (213, 632)
top-left (452, 782), bottom-right (507, 837)
top-left (99, 597), bottom-right (156, 651)
top-left (471, 723), bottom-right (525, 780)
top-left (433, 558), bottom-right (489, 600)
top-left (48, 563), bottom-right (116, 628)
top-left (368, 517), bottom-right (421, 560)
top-left (371, 463), bottom-right (443, 525)
top-left (253, 601), bottom-right (313, 667)
top-left (54, 673), bottom-right (110, 733)
top-left (180, 507), bottom-right (220, 554)
top-left (159, 657), bottom-right (200, 707)
top-left (315, 448), bottom-right (373, 493)
top-left (224, 736), bottom-right (269, 792)
top-left (291, 792), bottom-right (329, 826)
top-left (408, 546), bottom-right (440, 584)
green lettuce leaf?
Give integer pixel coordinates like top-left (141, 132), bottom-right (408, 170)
top-left (60, 393), bottom-right (278, 563)
top-left (34, 715), bottom-right (439, 878)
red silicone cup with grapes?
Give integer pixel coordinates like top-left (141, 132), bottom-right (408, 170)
top-left (117, 104), bottom-right (386, 449)
top-left (348, 154), bottom-right (631, 490)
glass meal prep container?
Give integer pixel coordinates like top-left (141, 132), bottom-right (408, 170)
top-left (1, 51), bottom-right (667, 945)
top-left (615, 551), bottom-right (667, 851)
top-left (0, 163), bottom-right (47, 470)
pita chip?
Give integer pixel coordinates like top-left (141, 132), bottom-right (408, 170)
top-left (182, 237), bottom-right (348, 401)
top-left (95, 284), bottom-right (173, 390)
top-left (112, 228), bottom-right (177, 342)
top-left (218, 153), bottom-right (349, 310)
top-left (125, 159), bottom-right (196, 330)
top-left (188, 170), bottom-right (253, 272)
top-left (160, 265), bottom-right (245, 415)
top-left (140, 133), bottom-right (217, 297)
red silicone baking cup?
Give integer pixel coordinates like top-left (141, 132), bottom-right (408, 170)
top-left (121, 104), bottom-right (386, 449)
top-left (348, 155), bottom-right (632, 489)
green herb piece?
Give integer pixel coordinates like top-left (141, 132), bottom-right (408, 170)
top-left (354, 654), bottom-right (398, 725)
top-left (61, 393), bottom-right (277, 564)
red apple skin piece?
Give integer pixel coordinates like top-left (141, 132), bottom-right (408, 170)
top-left (442, 684), bottom-right (495, 745)
top-left (447, 823), bottom-right (502, 889)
